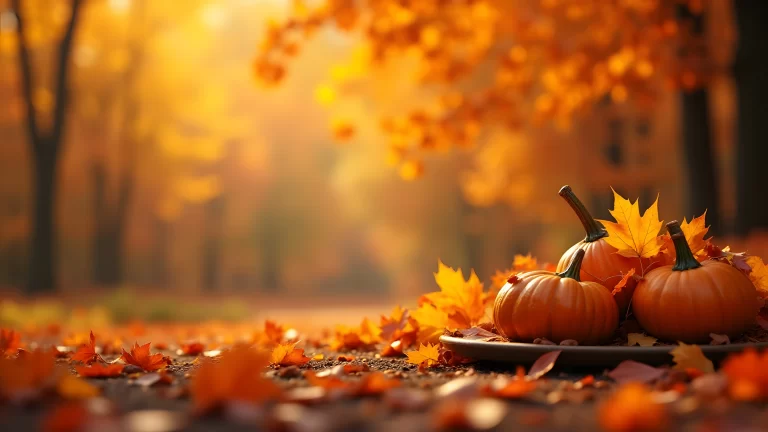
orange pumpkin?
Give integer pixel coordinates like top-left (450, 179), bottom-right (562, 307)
top-left (633, 221), bottom-right (758, 343)
top-left (494, 249), bottom-right (619, 345)
top-left (556, 185), bottom-right (640, 315)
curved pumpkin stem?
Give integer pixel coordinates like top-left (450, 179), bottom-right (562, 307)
top-left (667, 220), bottom-right (702, 271)
top-left (558, 248), bottom-right (585, 281)
top-left (559, 185), bottom-right (608, 243)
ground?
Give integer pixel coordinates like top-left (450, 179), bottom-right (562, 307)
top-left (3, 347), bottom-right (768, 432)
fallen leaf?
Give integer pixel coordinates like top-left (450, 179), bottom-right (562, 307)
top-left (379, 306), bottom-right (409, 342)
top-left (406, 343), bottom-right (440, 368)
top-left (671, 342), bottom-right (714, 374)
top-left (270, 342), bottom-right (311, 366)
top-left (329, 318), bottom-right (380, 351)
top-left (709, 333), bottom-right (730, 345)
top-left (456, 326), bottom-right (500, 341)
top-left (76, 363), bottom-right (124, 378)
top-left (312, 353), bottom-right (324, 361)
top-left (720, 348), bottom-right (768, 401)
top-left (178, 342), bottom-right (205, 356)
top-left (134, 372), bottom-right (174, 387)
top-left (355, 372), bottom-right (401, 395)
top-left (627, 333), bottom-right (657, 347)
top-left (121, 342), bottom-right (169, 372)
top-left (410, 304), bottom-right (452, 344)
top-left (71, 331), bottom-right (104, 365)
top-left (189, 345), bottom-right (281, 414)
top-left (607, 360), bottom-right (666, 384)
top-left (599, 383), bottom-right (668, 432)
top-left (597, 189), bottom-right (664, 259)
top-left (0, 349), bottom-right (59, 402)
top-left (690, 374), bottom-right (728, 398)
top-left (420, 260), bottom-right (487, 329)
top-left (57, 374), bottom-right (100, 399)
top-left (612, 268), bottom-right (637, 295)
top-left (487, 368), bottom-right (537, 399)
top-left (0, 328), bottom-right (21, 357)
top-left (41, 402), bottom-right (91, 432)
top-left (527, 350), bottom-right (561, 380)
top-left (432, 398), bottom-right (507, 431)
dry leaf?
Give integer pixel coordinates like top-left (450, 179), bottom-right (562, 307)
top-left (355, 372), bottom-right (401, 396)
top-left (76, 363), bottom-right (124, 378)
top-left (599, 383), bottom-right (668, 432)
top-left (709, 333), bottom-right (730, 345)
top-left (270, 342), bottom-right (311, 366)
top-left (121, 342), bottom-right (170, 372)
top-left (746, 255), bottom-right (768, 296)
top-left (57, 375), bottom-right (100, 399)
top-left (597, 189), bottom-right (664, 259)
top-left (627, 333), bottom-right (657, 347)
top-left (612, 268), bottom-right (637, 295)
top-left (607, 360), bottom-right (666, 384)
top-left (406, 343), bottom-right (440, 368)
top-left (410, 305), bottom-right (452, 344)
top-left (0, 349), bottom-right (59, 401)
top-left (720, 348), bottom-right (768, 401)
top-left (179, 342), bottom-right (205, 356)
top-left (71, 331), bottom-right (104, 365)
top-left (670, 342), bottom-right (714, 374)
top-left (527, 350), bottom-right (561, 380)
top-left (420, 260), bottom-right (487, 329)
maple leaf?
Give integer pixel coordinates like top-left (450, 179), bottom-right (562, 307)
top-left (720, 348), bottom-right (768, 401)
top-left (270, 342), bottom-right (311, 366)
top-left (420, 260), bottom-right (486, 329)
top-left (612, 268), bottom-right (637, 295)
top-left (527, 350), bottom-right (561, 380)
top-left (599, 383), bottom-right (668, 432)
top-left (746, 256), bottom-right (768, 296)
top-left (121, 342), bottom-right (169, 372)
top-left (607, 360), bottom-right (666, 384)
top-left (627, 333), bottom-right (657, 347)
top-left (0, 349), bottom-right (60, 402)
top-left (57, 374), bottom-right (100, 399)
top-left (179, 342), bottom-right (205, 356)
top-left (405, 343), bottom-right (440, 368)
top-left (329, 318), bottom-right (381, 351)
top-left (671, 342), bottom-right (714, 374)
top-left (70, 331), bottom-right (104, 365)
top-left (379, 306), bottom-right (409, 342)
top-left (76, 363), bottom-right (124, 378)
top-left (190, 345), bottom-right (281, 414)
top-left (597, 188), bottom-right (664, 259)
top-left (355, 372), bottom-right (401, 396)
top-left (0, 328), bottom-right (21, 357)
top-left (410, 304), bottom-right (452, 344)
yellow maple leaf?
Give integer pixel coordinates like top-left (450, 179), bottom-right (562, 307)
top-left (670, 342), bottom-right (714, 374)
top-left (421, 260), bottom-right (486, 328)
top-left (597, 188), bottom-right (664, 259)
top-left (405, 343), bottom-right (440, 368)
top-left (410, 304), bottom-right (452, 344)
top-left (627, 333), bottom-right (657, 347)
top-left (746, 256), bottom-right (768, 296)
top-left (270, 342), bottom-right (310, 366)
top-left (680, 211), bottom-right (709, 255)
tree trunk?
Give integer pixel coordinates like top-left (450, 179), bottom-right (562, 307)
top-left (680, 89), bottom-right (721, 234)
top-left (733, 1), bottom-right (768, 235)
top-left (90, 163), bottom-right (132, 287)
top-left (151, 217), bottom-right (170, 287)
top-left (201, 196), bottom-right (224, 291)
top-left (27, 149), bottom-right (58, 293)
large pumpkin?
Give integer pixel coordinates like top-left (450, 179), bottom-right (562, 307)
top-left (556, 185), bottom-right (640, 316)
top-left (494, 249), bottom-right (619, 345)
top-left (632, 221), bottom-right (758, 343)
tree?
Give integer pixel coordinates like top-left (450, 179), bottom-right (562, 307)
top-left (12, 0), bottom-right (83, 292)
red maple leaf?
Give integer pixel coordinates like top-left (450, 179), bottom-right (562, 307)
top-left (121, 342), bottom-right (169, 372)
top-left (76, 363), bottom-right (124, 378)
top-left (70, 331), bottom-right (104, 364)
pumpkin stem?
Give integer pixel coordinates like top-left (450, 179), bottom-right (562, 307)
top-left (667, 220), bottom-right (702, 271)
top-left (558, 248), bottom-right (585, 281)
top-left (559, 185), bottom-right (607, 243)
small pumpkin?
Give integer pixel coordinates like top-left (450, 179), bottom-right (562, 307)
top-left (494, 249), bottom-right (619, 345)
top-left (632, 220), bottom-right (758, 343)
top-left (556, 185), bottom-right (640, 315)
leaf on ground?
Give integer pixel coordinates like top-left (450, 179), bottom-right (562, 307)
top-left (709, 333), bottom-right (730, 345)
top-left (189, 345), bottom-right (280, 414)
top-left (671, 342), bottom-right (714, 374)
top-left (76, 363), bottom-right (124, 378)
top-left (410, 305), bottom-right (452, 344)
top-left (405, 343), bottom-right (440, 368)
top-left (720, 348), bottom-right (768, 401)
top-left (121, 342), bottom-right (169, 372)
top-left (379, 306), bottom-right (409, 342)
top-left (178, 342), bottom-right (205, 356)
top-left (599, 383), bottom-right (668, 432)
top-left (627, 333), bottom-right (657, 347)
top-left (607, 360), bottom-right (666, 384)
top-left (270, 342), bottom-right (311, 366)
top-left (329, 318), bottom-right (381, 351)
top-left (0, 349), bottom-right (58, 401)
top-left (527, 350), bottom-right (561, 380)
top-left (612, 269), bottom-right (637, 295)
top-left (57, 374), bottom-right (100, 399)
top-left (355, 372), bottom-right (401, 396)
top-left (71, 331), bottom-right (104, 365)
top-left (420, 260), bottom-right (487, 329)
top-left (597, 188), bottom-right (664, 259)
top-left (0, 328), bottom-right (21, 357)
top-left (487, 367), bottom-right (537, 399)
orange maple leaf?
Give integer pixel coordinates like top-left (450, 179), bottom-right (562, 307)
top-left (189, 345), bottom-right (281, 414)
top-left (0, 328), bottom-right (21, 357)
top-left (0, 349), bottom-right (59, 401)
top-left (405, 343), bottom-right (440, 368)
top-left (329, 318), bottom-right (380, 351)
top-left (379, 306), bottom-right (419, 356)
top-left (746, 256), bottom-right (768, 297)
top-left (612, 268), bottom-right (637, 295)
top-left (76, 363), bottom-right (124, 378)
top-left (410, 304), bottom-right (452, 344)
top-left (270, 342), bottom-right (311, 366)
top-left (70, 331), bottom-right (104, 365)
top-left (420, 260), bottom-right (488, 329)
top-left (355, 372), bottom-right (401, 395)
top-left (121, 342), bottom-right (169, 372)
top-left (670, 342), bottom-right (714, 374)
top-left (721, 348), bottom-right (768, 401)
top-left (179, 342), bottom-right (205, 356)
top-left (660, 211), bottom-right (710, 262)
top-left (596, 188), bottom-right (664, 259)
top-left (599, 383), bottom-right (668, 432)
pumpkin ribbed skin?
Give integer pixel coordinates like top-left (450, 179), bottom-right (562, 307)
top-left (556, 240), bottom-right (639, 314)
top-left (493, 251), bottom-right (619, 345)
top-left (633, 260), bottom-right (757, 343)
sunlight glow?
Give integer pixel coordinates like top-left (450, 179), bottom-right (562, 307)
top-left (108, 0), bottom-right (131, 13)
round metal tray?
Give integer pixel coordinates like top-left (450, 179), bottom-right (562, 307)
top-left (440, 335), bottom-right (768, 367)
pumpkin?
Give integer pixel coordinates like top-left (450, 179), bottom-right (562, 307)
top-left (493, 249), bottom-right (619, 345)
top-left (632, 220), bottom-right (758, 343)
top-left (556, 185), bottom-right (640, 315)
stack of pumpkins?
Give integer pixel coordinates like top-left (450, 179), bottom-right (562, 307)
top-left (493, 186), bottom-right (759, 345)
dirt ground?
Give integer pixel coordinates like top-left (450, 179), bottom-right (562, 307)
top-left (2, 348), bottom-right (768, 432)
